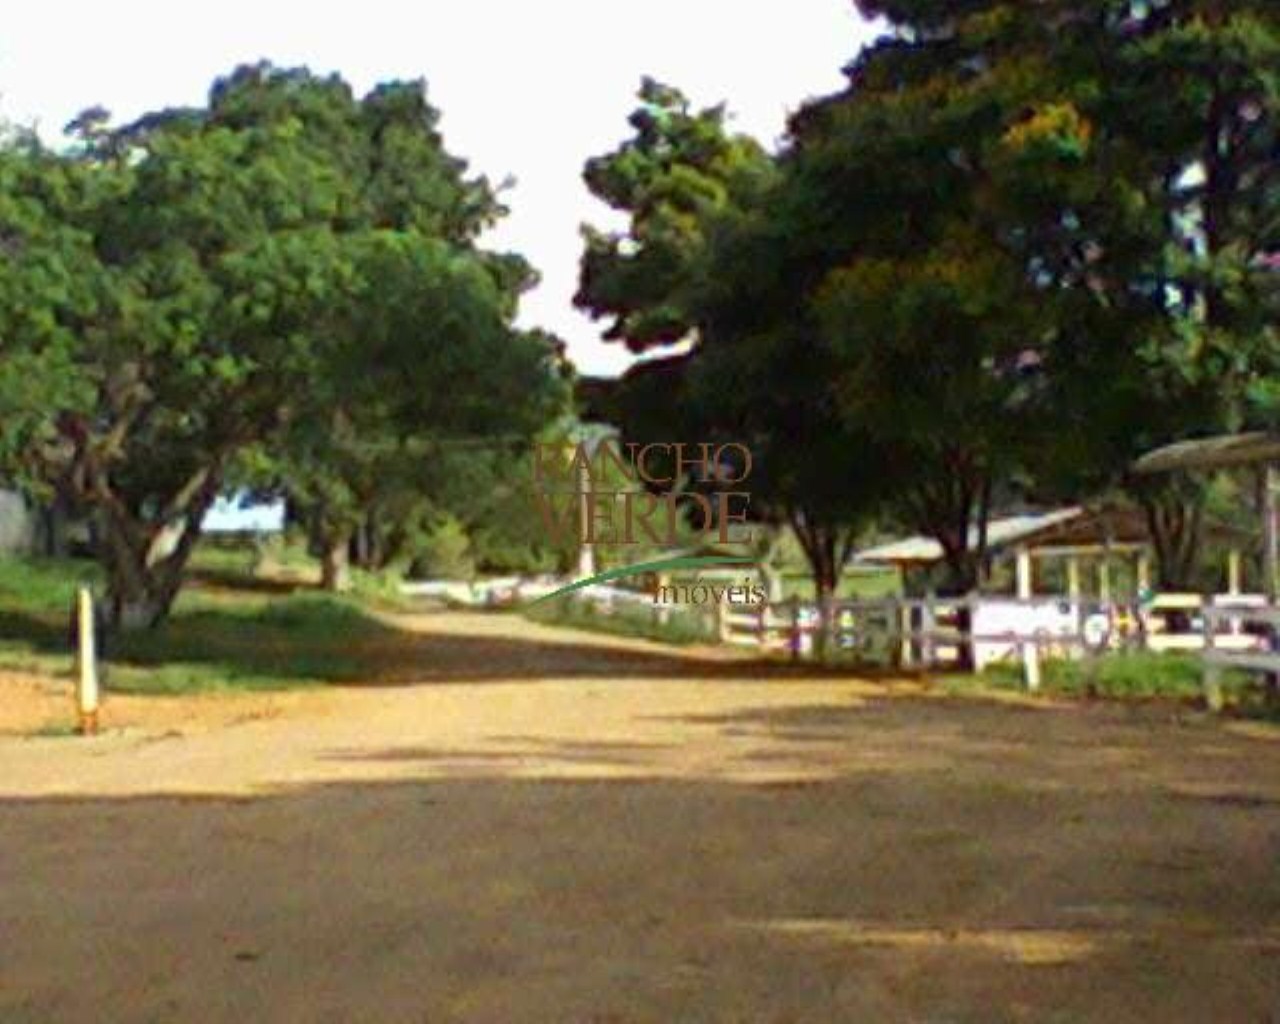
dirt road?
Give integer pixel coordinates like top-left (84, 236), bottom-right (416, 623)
top-left (1, 611), bottom-right (1277, 1022)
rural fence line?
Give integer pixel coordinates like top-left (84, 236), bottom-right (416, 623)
top-left (712, 592), bottom-right (1280, 703)
top-left (400, 575), bottom-right (1280, 708)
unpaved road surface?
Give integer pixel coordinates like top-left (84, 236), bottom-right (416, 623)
top-left (1, 611), bottom-right (1278, 1023)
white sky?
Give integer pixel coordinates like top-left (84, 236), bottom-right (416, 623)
top-left (1, 1), bottom-right (878, 377)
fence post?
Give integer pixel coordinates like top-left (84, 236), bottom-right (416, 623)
top-left (715, 600), bottom-right (731, 644)
top-left (896, 600), bottom-right (910, 668)
top-left (654, 571), bottom-right (671, 626)
top-left (1021, 630), bottom-right (1041, 692)
top-left (964, 596), bottom-right (978, 672)
top-left (1201, 607), bottom-right (1223, 712)
top-left (921, 595), bottom-right (936, 668)
top-left (76, 587), bottom-right (100, 736)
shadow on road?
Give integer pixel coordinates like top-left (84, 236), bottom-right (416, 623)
top-left (2, 761), bottom-right (1277, 1023)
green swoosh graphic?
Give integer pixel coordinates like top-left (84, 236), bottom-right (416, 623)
top-left (527, 555), bottom-right (756, 606)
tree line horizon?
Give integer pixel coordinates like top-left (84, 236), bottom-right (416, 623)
top-left (0, 0), bottom-right (1276, 629)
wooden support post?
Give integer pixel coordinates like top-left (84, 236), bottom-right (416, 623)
top-left (897, 600), bottom-right (910, 668)
top-left (76, 587), bottom-right (99, 735)
top-left (1137, 553), bottom-right (1151, 596)
top-left (1227, 549), bottom-right (1243, 597)
top-left (1066, 557), bottom-right (1081, 600)
top-left (1015, 547), bottom-right (1033, 600)
top-left (576, 453), bottom-right (595, 581)
top-left (1098, 560), bottom-right (1112, 604)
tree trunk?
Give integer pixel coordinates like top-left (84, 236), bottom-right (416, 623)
top-left (351, 521), bottom-right (371, 571)
top-left (98, 489), bottom-right (219, 631)
top-left (41, 401), bottom-right (229, 631)
top-left (909, 458), bottom-right (992, 598)
top-left (908, 465), bottom-right (991, 669)
top-left (320, 532), bottom-right (352, 592)
top-left (789, 510), bottom-right (855, 662)
top-left (1134, 476), bottom-right (1205, 591)
top-left (815, 571), bottom-right (837, 661)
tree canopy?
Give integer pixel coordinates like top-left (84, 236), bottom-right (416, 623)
top-left (580, 3), bottom-right (1277, 599)
top-left (0, 64), bottom-right (569, 626)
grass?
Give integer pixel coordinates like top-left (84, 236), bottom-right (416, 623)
top-left (0, 552), bottom-right (404, 695)
top-left (980, 651), bottom-right (1212, 698)
top-left (0, 555), bottom-right (102, 616)
top-left (940, 650), bottom-right (1277, 716)
top-left (105, 594), bottom-right (396, 694)
top-left (524, 594), bottom-right (717, 646)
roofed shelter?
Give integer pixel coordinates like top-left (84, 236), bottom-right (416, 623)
top-left (856, 504), bottom-right (1252, 600)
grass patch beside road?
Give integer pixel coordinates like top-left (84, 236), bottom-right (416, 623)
top-left (942, 651), bottom-right (1277, 716)
top-left (524, 595), bottom-right (716, 646)
top-left (0, 554), bottom-right (401, 694)
top-left (978, 651), bottom-right (1211, 699)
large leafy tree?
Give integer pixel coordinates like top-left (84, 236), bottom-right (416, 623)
top-left (275, 236), bottom-right (566, 590)
top-left (782, 2), bottom-right (1159, 593)
top-left (576, 81), bottom-right (882, 618)
top-left (0, 64), bottom-right (567, 626)
top-left (766, 0), bottom-right (1274, 592)
top-left (581, 3), bottom-right (1276, 607)
top-left (841, 0), bottom-right (1278, 587)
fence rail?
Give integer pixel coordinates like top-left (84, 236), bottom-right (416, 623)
top-left (408, 574), bottom-right (1280, 710)
top-left (1200, 604), bottom-right (1280, 710)
top-left (715, 592), bottom-right (1280, 703)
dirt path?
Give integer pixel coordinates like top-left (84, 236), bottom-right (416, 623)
top-left (1, 611), bottom-right (1278, 1022)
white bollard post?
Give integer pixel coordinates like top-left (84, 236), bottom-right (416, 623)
top-left (76, 587), bottom-right (100, 735)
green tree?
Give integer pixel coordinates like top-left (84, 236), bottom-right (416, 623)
top-left (800, 0), bottom-right (1275, 591)
top-left (0, 64), bottom-right (567, 625)
top-left (575, 78), bottom-right (774, 352)
top-left (274, 235), bottom-right (566, 591)
top-left (577, 82), bottom-right (883, 628)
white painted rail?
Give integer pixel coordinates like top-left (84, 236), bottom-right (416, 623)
top-left (1201, 604), bottom-right (1280, 710)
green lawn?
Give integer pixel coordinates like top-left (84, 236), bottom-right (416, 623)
top-left (941, 651), bottom-right (1277, 716)
top-left (523, 594), bottom-right (717, 646)
top-left (0, 552), bottom-right (403, 694)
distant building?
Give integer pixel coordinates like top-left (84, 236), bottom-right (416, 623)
top-left (201, 495), bottom-right (287, 535)
top-left (0, 488), bottom-right (90, 557)
top-left (0, 489), bottom-right (39, 555)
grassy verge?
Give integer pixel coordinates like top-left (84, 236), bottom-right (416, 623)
top-left (940, 651), bottom-right (1278, 716)
top-left (523, 595), bottom-right (716, 646)
top-left (0, 553), bottom-right (405, 694)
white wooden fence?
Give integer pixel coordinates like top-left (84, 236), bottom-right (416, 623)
top-left (405, 575), bottom-right (1280, 709)
top-left (717, 592), bottom-right (1280, 702)
top-left (1201, 604), bottom-right (1280, 711)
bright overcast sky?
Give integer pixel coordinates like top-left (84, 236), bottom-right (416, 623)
top-left (1, 1), bottom-right (879, 377)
